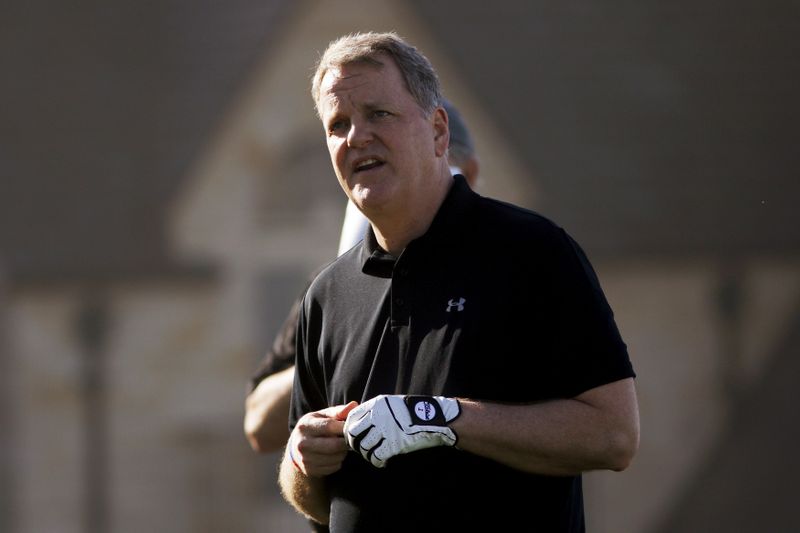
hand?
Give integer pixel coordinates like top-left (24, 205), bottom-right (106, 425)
top-left (343, 395), bottom-right (461, 468)
top-left (290, 402), bottom-right (357, 477)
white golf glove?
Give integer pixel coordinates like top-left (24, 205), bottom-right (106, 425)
top-left (344, 394), bottom-right (461, 468)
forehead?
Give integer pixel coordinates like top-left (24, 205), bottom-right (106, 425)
top-left (320, 62), bottom-right (380, 96)
top-left (319, 57), bottom-right (410, 112)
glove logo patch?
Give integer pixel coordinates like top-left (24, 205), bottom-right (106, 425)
top-left (414, 401), bottom-right (438, 422)
top-left (405, 396), bottom-right (447, 425)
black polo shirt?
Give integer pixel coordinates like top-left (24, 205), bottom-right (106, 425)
top-left (290, 176), bottom-right (634, 533)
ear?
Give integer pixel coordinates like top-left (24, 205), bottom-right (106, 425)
top-left (432, 107), bottom-right (449, 157)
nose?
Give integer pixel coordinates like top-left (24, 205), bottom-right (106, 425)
top-left (346, 119), bottom-right (372, 148)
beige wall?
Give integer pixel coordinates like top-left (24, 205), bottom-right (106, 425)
top-left (7, 283), bottom-right (307, 533)
top-left (11, 291), bottom-right (84, 533)
top-left (585, 257), bottom-right (800, 532)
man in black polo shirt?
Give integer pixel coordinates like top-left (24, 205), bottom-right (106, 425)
top-left (279, 32), bottom-right (640, 532)
top-left (244, 99), bottom-right (480, 456)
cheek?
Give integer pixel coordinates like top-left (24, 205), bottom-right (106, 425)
top-left (328, 140), bottom-right (345, 170)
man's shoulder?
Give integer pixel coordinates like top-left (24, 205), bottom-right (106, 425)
top-left (472, 194), bottom-right (565, 243)
top-left (305, 245), bottom-right (363, 298)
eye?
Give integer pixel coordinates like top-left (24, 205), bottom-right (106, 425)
top-left (328, 119), bottom-right (348, 135)
top-left (371, 110), bottom-right (390, 119)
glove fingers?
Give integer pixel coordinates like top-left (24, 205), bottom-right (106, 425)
top-left (343, 409), bottom-right (371, 450)
top-left (344, 403), bottom-right (371, 426)
top-left (357, 426), bottom-right (383, 453)
top-left (369, 442), bottom-right (388, 468)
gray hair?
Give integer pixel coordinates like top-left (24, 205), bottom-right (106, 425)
top-left (311, 32), bottom-right (443, 118)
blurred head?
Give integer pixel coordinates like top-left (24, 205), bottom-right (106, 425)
top-left (442, 99), bottom-right (480, 189)
top-left (312, 32), bottom-right (443, 120)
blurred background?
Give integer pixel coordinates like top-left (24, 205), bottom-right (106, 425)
top-left (1, 0), bottom-right (798, 532)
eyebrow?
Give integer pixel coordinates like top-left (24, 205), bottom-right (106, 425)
top-left (362, 101), bottom-right (393, 113)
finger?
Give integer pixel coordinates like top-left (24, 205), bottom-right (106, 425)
top-left (297, 434), bottom-right (349, 456)
top-left (334, 400), bottom-right (359, 421)
top-left (344, 402), bottom-right (370, 426)
top-left (307, 454), bottom-right (349, 476)
top-left (318, 401), bottom-right (358, 420)
top-left (294, 436), bottom-right (349, 476)
top-left (344, 409), bottom-right (372, 440)
top-left (311, 464), bottom-right (344, 476)
top-left (300, 445), bottom-right (348, 467)
top-left (344, 428), bottom-right (357, 451)
top-left (345, 423), bottom-right (372, 452)
top-left (358, 426), bottom-right (384, 453)
top-left (370, 445), bottom-right (387, 468)
top-left (300, 450), bottom-right (349, 477)
top-left (299, 413), bottom-right (348, 439)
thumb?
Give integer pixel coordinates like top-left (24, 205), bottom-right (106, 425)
top-left (331, 401), bottom-right (358, 420)
top-left (318, 401), bottom-right (358, 420)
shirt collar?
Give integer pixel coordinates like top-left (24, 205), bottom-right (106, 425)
top-left (360, 175), bottom-right (476, 276)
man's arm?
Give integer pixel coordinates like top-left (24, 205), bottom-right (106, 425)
top-left (452, 378), bottom-right (639, 476)
top-left (279, 450), bottom-right (330, 525)
top-left (279, 402), bottom-right (357, 524)
top-left (244, 366), bottom-right (295, 453)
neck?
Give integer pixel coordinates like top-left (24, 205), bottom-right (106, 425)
top-left (371, 173), bottom-right (454, 256)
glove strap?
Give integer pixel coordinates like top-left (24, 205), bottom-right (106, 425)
top-left (404, 395), bottom-right (449, 426)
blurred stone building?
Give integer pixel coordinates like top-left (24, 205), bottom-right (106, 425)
top-left (1, 1), bottom-right (798, 532)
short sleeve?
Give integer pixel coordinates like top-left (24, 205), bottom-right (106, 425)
top-left (288, 291), bottom-right (329, 431)
top-left (541, 227), bottom-right (635, 397)
top-left (247, 295), bottom-right (303, 392)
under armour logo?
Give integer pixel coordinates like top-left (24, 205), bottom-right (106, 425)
top-left (446, 297), bottom-right (466, 312)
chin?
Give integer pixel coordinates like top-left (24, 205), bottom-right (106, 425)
top-left (352, 183), bottom-right (393, 211)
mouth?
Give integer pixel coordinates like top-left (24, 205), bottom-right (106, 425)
top-left (353, 157), bottom-right (385, 174)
